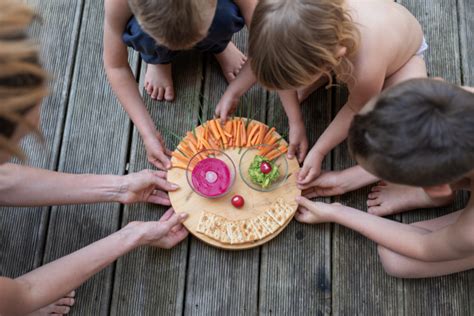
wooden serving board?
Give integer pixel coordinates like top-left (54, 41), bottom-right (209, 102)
top-left (167, 120), bottom-right (301, 250)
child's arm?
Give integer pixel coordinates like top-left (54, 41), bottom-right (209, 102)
top-left (298, 72), bottom-right (385, 184)
top-left (103, 0), bottom-right (170, 170)
top-left (297, 197), bottom-right (474, 262)
top-left (0, 163), bottom-right (178, 206)
top-left (234, 0), bottom-right (257, 27)
top-left (278, 90), bottom-right (308, 163)
top-left (0, 209), bottom-right (188, 315)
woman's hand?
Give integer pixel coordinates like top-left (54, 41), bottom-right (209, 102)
top-left (117, 169), bottom-right (178, 205)
top-left (126, 208), bottom-right (189, 249)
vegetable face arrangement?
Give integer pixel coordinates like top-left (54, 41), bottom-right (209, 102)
top-left (171, 118), bottom-right (288, 170)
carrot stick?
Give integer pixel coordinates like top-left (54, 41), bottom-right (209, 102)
top-left (236, 120), bottom-right (241, 148)
top-left (263, 127), bottom-right (276, 143)
top-left (247, 123), bottom-right (260, 142)
top-left (240, 119), bottom-right (247, 146)
top-left (215, 119), bottom-right (228, 145)
top-left (172, 152), bottom-right (189, 164)
top-left (209, 120), bottom-right (221, 140)
top-left (259, 143), bottom-right (278, 156)
top-left (256, 125), bottom-right (267, 146)
top-left (265, 150), bottom-right (283, 161)
top-left (225, 120), bottom-right (233, 135)
top-left (172, 161), bottom-right (189, 170)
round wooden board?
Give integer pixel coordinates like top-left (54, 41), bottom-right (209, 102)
top-left (167, 120), bottom-right (301, 250)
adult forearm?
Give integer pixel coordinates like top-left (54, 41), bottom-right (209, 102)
top-left (16, 226), bottom-right (141, 314)
top-left (0, 164), bottom-right (124, 206)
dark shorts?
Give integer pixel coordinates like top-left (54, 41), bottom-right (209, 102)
top-left (122, 0), bottom-right (245, 64)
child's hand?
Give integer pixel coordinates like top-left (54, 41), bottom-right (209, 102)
top-left (214, 91), bottom-right (240, 124)
top-left (144, 132), bottom-right (172, 170)
top-left (127, 208), bottom-right (189, 249)
top-left (117, 169), bottom-right (179, 205)
top-left (297, 147), bottom-right (325, 184)
top-left (288, 124), bottom-right (308, 163)
top-left (299, 171), bottom-right (348, 197)
top-left (295, 196), bottom-right (339, 224)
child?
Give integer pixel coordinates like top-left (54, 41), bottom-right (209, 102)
top-left (103, 0), bottom-right (256, 170)
top-left (241, 0), bottom-right (428, 190)
top-left (296, 78), bottom-right (474, 278)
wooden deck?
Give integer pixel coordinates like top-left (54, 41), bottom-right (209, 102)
top-left (1, 0), bottom-right (473, 315)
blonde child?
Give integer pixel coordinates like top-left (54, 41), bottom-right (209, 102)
top-left (297, 79), bottom-right (474, 278)
top-left (219, 0), bottom-right (428, 190)
top-left (103, 0), bottom-right (256, 170)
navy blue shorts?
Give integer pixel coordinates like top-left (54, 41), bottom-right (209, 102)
top-left (122, 0), bottom-right (245, 64)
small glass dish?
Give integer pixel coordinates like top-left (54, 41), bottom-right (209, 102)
top-left (239, 144), bottom-right (289, 192)
top-left (186, 149), bottom-right (236, 199)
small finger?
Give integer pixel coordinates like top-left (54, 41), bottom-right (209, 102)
top-left (298, 169), bottom-right (318, 185)
top-left (287, 144), bottom-right (296, 160)
top-left (295, 196), bottom-right (315, 211)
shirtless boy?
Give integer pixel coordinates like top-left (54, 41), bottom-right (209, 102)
top-left (297, 79), bottom-right (474, 278)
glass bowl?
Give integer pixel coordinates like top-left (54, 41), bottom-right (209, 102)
top-left (186, 149), bottom-right (236, 199)
top-left (239, 144), bottom-right (289, 192)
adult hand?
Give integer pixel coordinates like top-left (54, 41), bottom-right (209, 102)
top-left (143, 131), bottom-right (172, 170)
top-left (127, 208), bottom-right (189, 249)
top-left (288, 124), bottom-right (309, 163)
top-left (118, 170), bottom-right (178, 205)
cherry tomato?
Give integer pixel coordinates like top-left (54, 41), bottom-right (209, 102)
top-left (260, 161), bottom-right (272, 174)
top-left (231, 195), bottom-right (244, 208)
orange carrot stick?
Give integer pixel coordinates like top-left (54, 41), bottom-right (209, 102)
top-left (240, 120), bottom-right (247, 146)
top-left (247, 123), bottom-right (260, 142)
top-left (256, 125), bottom-right (267, 146)
top-left (236, 120), bottom-right (241, 148)
top-left (258, 143), bottom-right (278, 156)
top-left (209, 120), bottom-right (221, 140)
top-left (263, 127), bottom-right (276, 143)
top-left (215, 119), bottom-right (228, 145)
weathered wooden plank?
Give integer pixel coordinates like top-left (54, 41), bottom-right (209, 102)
top-left (397, 1), bottom-right (472, 315)
top-left (183, 29), bottom-right (263, 316)
top-left (0, 0), bottom-right (83, 278)
top-left (258, 91), bottom-right (332, 315)
top-left (458, 1), bottom-right (474, 313)
top-left (331, 88), bottom-right (404, 316)
top-left (41, 0), bottom-right (138, 314)
top-left (110, 51), bottom-right (202, 315)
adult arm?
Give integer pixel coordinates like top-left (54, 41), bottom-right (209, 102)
top-left (0, 163), bottom-right (177, 206)
top-left (0, 209), bottom-right (188, 315)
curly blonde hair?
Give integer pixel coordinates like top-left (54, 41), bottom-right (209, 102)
top-left (249, 0), bottom-right (359, 90)
top-left (0, 0), bottom-right (47, 160)
top-left (128, 0), bottom-right (217, 50)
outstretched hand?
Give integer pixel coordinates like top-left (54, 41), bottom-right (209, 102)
top-left (288, 124), bottom-right (309, 163)
top-left (214, 91), bottom-right (240, 124)
top-left (299, 171), bottom-right (348, 197)
top-left (126, 208), bottom-right (189, 249)
top-left (144, 131), bottom-right (172, 170)
top-left (297, 147), bottom-right (325, 185)
top-left (118, 169), bottom-right (179, 205)
top-left (295, 196), bottom-right (338, 224)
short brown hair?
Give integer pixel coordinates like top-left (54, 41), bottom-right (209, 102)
top-left (0, 0), bottom-right (47, 160)
top-left (128, 0), bottom-right (217, 50)
top-left (348, 79), bottom-right (474, 187)
top-left (249, 0), bottom-right (359, 90)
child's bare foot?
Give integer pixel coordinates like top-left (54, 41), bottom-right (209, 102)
top-left (297, 75), bottom-right (328, 103)
top-left (29, 291), bottom-right (75, 315)
top-left (214, 42), bottom-right (247, 82)
top-left (367, 182), bottom-right (454, 216)
top-left (144, 63), bottom-right (175, 101)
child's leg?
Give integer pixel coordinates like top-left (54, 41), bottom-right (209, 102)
top-left (122, 17), bottom-right (176, 101)
top-left (366, 55), bottom-right (432, 214)
top-left (367, 181), bottom-right (454, 216)
top-left (194, 0), bottom-right (246, 83)
top-left (377, 210), bottom-right (474, 278)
